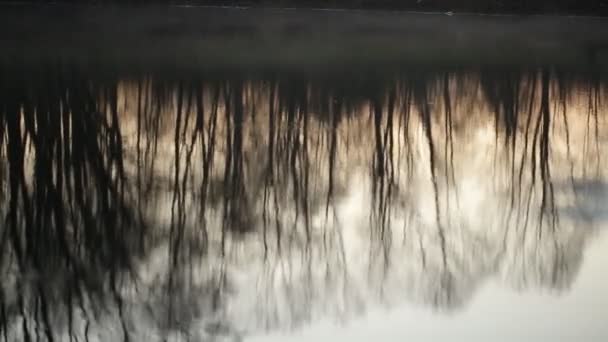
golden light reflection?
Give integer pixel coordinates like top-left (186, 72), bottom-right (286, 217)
top-left (0, 71), bottom-right (607, 341)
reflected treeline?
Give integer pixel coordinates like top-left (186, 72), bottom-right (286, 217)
top-left (0, 66), bottom-right (606, 341)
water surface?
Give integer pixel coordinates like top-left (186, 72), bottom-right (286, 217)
top-left (1, 6), bottom-right (608, 342)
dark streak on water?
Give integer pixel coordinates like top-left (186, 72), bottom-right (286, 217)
top-left (0, 5), bottom-right (608, 342)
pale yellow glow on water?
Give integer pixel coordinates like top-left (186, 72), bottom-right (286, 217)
top-left (2, 72), bottom-right (608, 341)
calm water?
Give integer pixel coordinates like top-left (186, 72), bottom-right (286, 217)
top-left (1, 6), bottom-right (608, 342)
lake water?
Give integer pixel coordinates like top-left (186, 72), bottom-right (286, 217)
top-left (1, 5), bottom-right (608, 342)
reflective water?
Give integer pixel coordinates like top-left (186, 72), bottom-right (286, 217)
top-left (1, 6), bottom-right (608, 342)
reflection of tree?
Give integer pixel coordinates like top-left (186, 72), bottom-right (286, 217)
top-left (0, 65), bottom-right (606, 340)
top-left (0, 69), bottom-right (141, 341)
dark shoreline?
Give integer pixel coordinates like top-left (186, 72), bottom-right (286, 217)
top-left (2, 5), bottom-right (608, 75)
top-left (1, 0), bottom-right (608, 16)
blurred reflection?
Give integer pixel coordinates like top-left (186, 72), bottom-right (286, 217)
top-left (0, 66), bottom-right (606, 341)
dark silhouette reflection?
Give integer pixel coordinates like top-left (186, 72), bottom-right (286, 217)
top-left (0, 65), bottom-right (607, 341)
